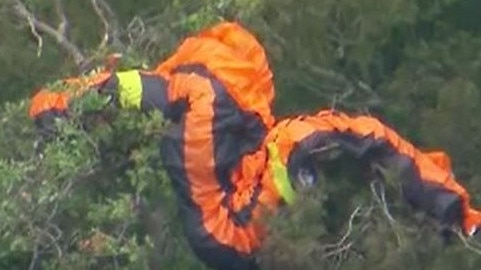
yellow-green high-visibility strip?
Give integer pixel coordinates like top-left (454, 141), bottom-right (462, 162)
top-left (117, 70), bottom-right (143, 109)
top-left (267, 142), bottom-right (296, 205)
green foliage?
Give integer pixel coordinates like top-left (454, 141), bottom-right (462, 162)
top-left (3, 0), bottom-right (481, 269)
top-left (259, 156), bottom-right (481, 270)
top-left (0, 94), bottom-right (209, 269)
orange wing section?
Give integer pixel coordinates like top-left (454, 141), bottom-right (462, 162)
top-left (267, 110), bottom-right (481, 235)
top-left (156, 21), bottom-right (277, 270)
top-left (29, 90), bottom-right (72, 118)
top-left (425, 151), bottom-right (453, 172)
top-left (160, 68), bottom-right (270, 270)
top-left (156, 21), bottom-right (275, 129)
top-left (29, 71), bottom-right (112, 118)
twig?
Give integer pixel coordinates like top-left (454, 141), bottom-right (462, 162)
top-left (309, 143), bottom-right (340, 154)
top-left (35, 226), bottom-right (63, 259)
top-left (54, 0), bottom-right (68, 37)
top-left (13, 0), bottom-right (86, 66)
top-left (370, 179), bottom-right (405, 246)
top-left (336, 206), bottom-right (362, 247)
top-left (13, 0), bottom-right (121, 72)
top-left (41, 223), bottom-right (64, 258)
top-left (25, 14), bottom-right (43, 57)
top-left (299, 61), bottom-right (382, 106)
top-left (28, 242), bottom-right (40, 270)
top-left (370, 180), bottom-right (396, 223)
top-left (455, 229), bottom-right (481, 256)
top-left (322, 205), bottom-right (362, 251)
top-left (321, 242), bottom-right (353, 259)
top-left (330, 88), bottom-right (355, 111)
top-left (90, 0), bottom-right (110, 50)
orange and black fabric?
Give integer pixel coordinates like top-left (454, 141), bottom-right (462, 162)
top-left (29, 70), bottom-right (170, 137)
top-left (29, 71), bottom-right (113, 138)
top-left (28, 20), bottom-right (481, 270)
top-left (28, 22), bottom-right (278, 270)
top-left (266, 109), bottom-right (481, 235)
top-left (156, 22), bottom-right (276, 270)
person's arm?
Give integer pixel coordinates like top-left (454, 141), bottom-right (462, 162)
top-left (267, 109), bottom-right (481, 237)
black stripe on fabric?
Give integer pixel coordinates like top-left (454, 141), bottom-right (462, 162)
top-left (160, 103), bottom-right (259, 270)
top-left (173, 64), bottom-right (267, 202)
top-left (33, 109), bottom-right (69, 139)
top-left (139, 73), bottom-right (169, 113)
top-left (287, 129), bottom-right (463, 228)
top-left (98, 74), bottom-right (120, 106)
top-left (222, 184), bottom-right (263, 227)
top-left (161, 64), bottom-right (265, 269)
top-left (101, 74), bottom-right (120, 92)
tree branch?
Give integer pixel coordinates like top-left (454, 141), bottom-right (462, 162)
top-left (455, 229), bottom-right (481, 256)
top-left (25, 10), bottom-right (43, 57)
top-left (54, 0), bottom-right (68, 37)
top-left (12, 0), bottom-right (86, 67)
top-left (28, 242), bottom-right (39, 270)
top-left (13, 0), bottom-right (121, 72)
top-left (90, 0), bottom-right (110, 50)
top-left (322, 206), bottom-right (362, 252)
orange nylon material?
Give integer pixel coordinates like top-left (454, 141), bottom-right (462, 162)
top-left (156, 22), bottom-right (275, 130)
top-left (169, 72), bottom-right (263, 254)
top-left (267, 109), bottom-right (481, 234)
top-left (29, 72), bottom-right (112, 118)
top-left (424, 151), bottom-right (452, 172)
top-left (29, 90), bottom-right (71, 118)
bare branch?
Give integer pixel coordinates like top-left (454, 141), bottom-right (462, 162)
top-left (370, 180), bottom-right (396, 224)
top-left (318, 205), bottom-right (364, 266)
top-left (28, 242), bottom-right (39, 270)
top-left (12, 0), bottom-right (86, 66)
top-left (455, 229), bottom-right (481, 256)
top-left (99, 0), bottom-right (122, 47)
top-left (370, 180), bottom-right (405, 247)
top-left (309, 143), bottom-right (340, 155)
top-left (126, 16), bottom-right (146, 46)
top-left (330, 88), bottom-right (354, 111)
top-left (25, 11), bottom-right (43, 57)
top-left (322, 205), bottom-right (362, 252)
top-left (90, 0), bottom-right (110, 50)
top-left (97, 0), bottom-right (116, 19)
top-left (91, 0), bottom-right (122, 50)
top-left (54, 0), bottom-right (68, 37)
top-left (13, 0), bottom-right (121, 72)
top-left (321, 241), bottom-right (354, 260)
top-left (35, 226), bottom-right (63, 258)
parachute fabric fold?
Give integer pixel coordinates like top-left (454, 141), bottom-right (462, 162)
top-left (156, 22), bottom-right (276, 270)
top-left (266, 110), bottom-right (481, 235)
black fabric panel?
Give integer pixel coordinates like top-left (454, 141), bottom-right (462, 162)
top-left (222, 184), bottom-right (263, 227)
top-left (173, 64), bottom-right (267, 201)
top-left (101, 74), bottom-right (120, 92)
top-left (139, 73), bottom-right (169, 113)
top-left (100, 72), bottom-right (186, 121)
top-left (33, 109), bottom-right (69, 140)
top-left (287, 129), bottom-right (464, 228)
top-left (172, 64), bottom-right (235, 193)
top-left (159, 64), bottom-right (263, 269)
top-left (160, 110), bottom-right (259, 270)
top-left (287, 131), bottom-right (384, 181)
top-left (92, 73), bottom-right (122, 108)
